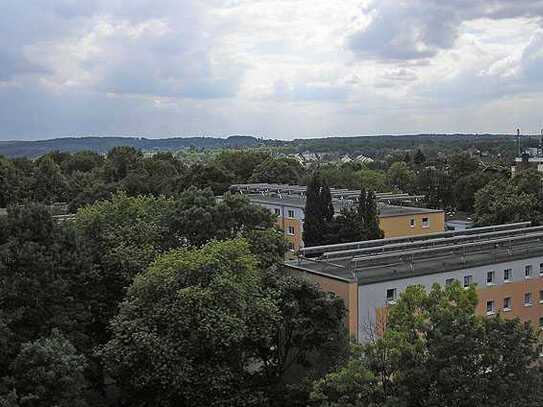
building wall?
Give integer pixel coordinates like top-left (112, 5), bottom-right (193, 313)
top-left (357, 256), bottom-right (543, 341)
top-left (255, 202), bottom-right (305, 250)
top-left (378, 212), bottom-right (445, 238)
top-left (253, 199), bottom-right (445, 250)
top-left (291, 268), bottom-right (359, 341)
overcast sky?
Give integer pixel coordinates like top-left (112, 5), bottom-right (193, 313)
top-left (1, 0), bottom-right (543, 140)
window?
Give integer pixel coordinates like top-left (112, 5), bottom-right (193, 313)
top-left (486, 271), bottom-right (495, 285)
top-left (463, 275), bottom-right (473, 288)
top-left (445, 278), bottom-right (456, 287)
top-left (386, 288), bottom-right (397, 304)
top-left (525, 292), bottom-right (533, 306)
top-left (422, 217), bottom-right (430, 228)
top-left (504, 268), bottom-right (512, 282)
top-left (540, 289), bottom-right (543, 303)
top-left (410, 218), bottom-right (415, 228)
top-left (525, 265), bottom-right (533, 278)
top-left (274, 208), bottom-right (281, 216)
top-left (540, 263), bottom-right (543, 275)
top-left (287, 241), bottom-right (294, 250)
top-left (503, 297), bottom-right (512, 311)
top-left (287, 209), bottom-right (295, 218)
top-left (486, 300), bottom-right (495, 315)
top-left (287, 226), bottom-right (295, 235)
top-left (539, 317), bottom-right (543, 329)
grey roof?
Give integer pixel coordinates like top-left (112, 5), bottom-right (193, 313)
top-left (246, 194), bottom-right (442, 218)
top-left (286, 222), bottom-right (543, 285)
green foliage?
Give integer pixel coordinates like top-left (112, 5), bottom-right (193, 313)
top-left (448, 152), bottom-right (480, 179)
top-left (312, 283), bottom-right (543, 407)
top-left (415, 168), bottom-right (454, 209)
top-left (0, 205), bottom-right (94, 371)
top-left (413, 149), bottom-right (426, 165)
top-left (102, 240), bottom-right (347, 407)
top-left (249, 157), bottom-right (303, 184)
top-left (386, 162), bottom-right (415, 192)
top-left (474, 178), bottom-right (541, 226)
top-left (303, 173), bottom-right (335, 247)
top-left (215, 150), bottom-right (270, 182)
top-left (5, 330), bottom-right (88, 407)
top-left (358, 169), bottom-right (388, 192)
top-left (453, 173), bottom-right (494, 212)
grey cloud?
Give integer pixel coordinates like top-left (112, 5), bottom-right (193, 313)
top-left (273, 80), bottom-right (350, 102)
top-left (349, 0), bottom-right (543, 61)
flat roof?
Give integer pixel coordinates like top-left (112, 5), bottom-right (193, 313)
top-left (286, 223), bottom-right (543, 285)
top-left (246, 194), bottom-right (442, 218)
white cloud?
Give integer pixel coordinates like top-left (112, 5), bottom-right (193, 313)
top-left (1, 0), bottom-right (543, 140)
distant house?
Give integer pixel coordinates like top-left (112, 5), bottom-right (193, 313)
top-left (340, 154), bottom-right (352, 164)
top-left (354, 154), bottom-right (374, 164)
top-left (290, 152), bottom-right (320, 167)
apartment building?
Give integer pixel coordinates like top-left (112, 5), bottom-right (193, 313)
top-left (231, 183), bottom-right (445, 250)
top-left (286, 222), bottom-right (543, 342)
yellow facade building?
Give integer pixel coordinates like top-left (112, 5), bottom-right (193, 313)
top-left (244, 194), bottom-right (445, 251)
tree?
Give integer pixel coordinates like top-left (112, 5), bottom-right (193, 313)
top-left (448, 153), bottom-right (479, 179)
top-left (0, 205), bottom-right (94, 372)
top-left (215, 150), bottom-right (270, 183)
top-left (185, 162), bottom-right (234, 195)
top-left (358, 189), bottom-right (383, 240)
top-left (413, 149), bottom-right (426, 165)
top-left (74, 190), bottom-right (282, 343)
top-left (357, 169), bottom-right (388, 193)
top-left (303, 173), bottom-right (335, 247)
top-left (32, 157), bottom-right (67, 203)
top-left (249, 157), bottom-right (303, 185)
top-left (386, 162), bottom-right (415, 192)
top-left (102, 240), bottom-right (347, 407)
top-left (101, 239), bottom-right (271, 407)
top-left (312, 283), bottom-right (543, 407)
top-left (5, 330), bottom-right (88, 407)
top-left (474, 178), bottom-right (541, 226)
top-left (104, 146), bottom-right (144, 183)
top-left (415, 168), bottom-right (454, 209)
top-left (453, 173), bottom-right (493, 212)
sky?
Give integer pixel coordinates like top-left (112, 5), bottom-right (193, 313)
top-left (1, 0), bottom-right (543, 141)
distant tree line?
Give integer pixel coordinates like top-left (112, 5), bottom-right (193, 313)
top-left (0, 148), bottom-right (305, 211)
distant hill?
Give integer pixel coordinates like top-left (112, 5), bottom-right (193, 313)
top-left (0, 133), bottom-right (520, 158)
top-left (0, 135), bottom-right (278, 158)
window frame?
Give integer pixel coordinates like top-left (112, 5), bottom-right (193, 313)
top-left (386, 288), bottom-right (397, 304)
top-left (524, 292), bottom-right (533, 307)
top-left (486, 300), bottom-right (495, 315)
top-left (503, 296), bottom-right (512, 311)
top-left (486, 271), bottom-right (495, 286)
top-left (504, 268), bottom-right (512, 283)
top-left (287, 209), bottom-right (295, 218)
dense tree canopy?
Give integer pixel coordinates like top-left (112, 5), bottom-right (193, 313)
top-left (102, 239), bottom-right (347, 407)
top-left (312, 283), bottom-right (543, 407)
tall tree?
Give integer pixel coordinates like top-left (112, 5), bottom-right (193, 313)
top-left (303, 172), bottom-right (335, 247)
top-left (359, 189), bottom-right (383, 240)
top-left (413, 149), bottom-right (426, 165)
